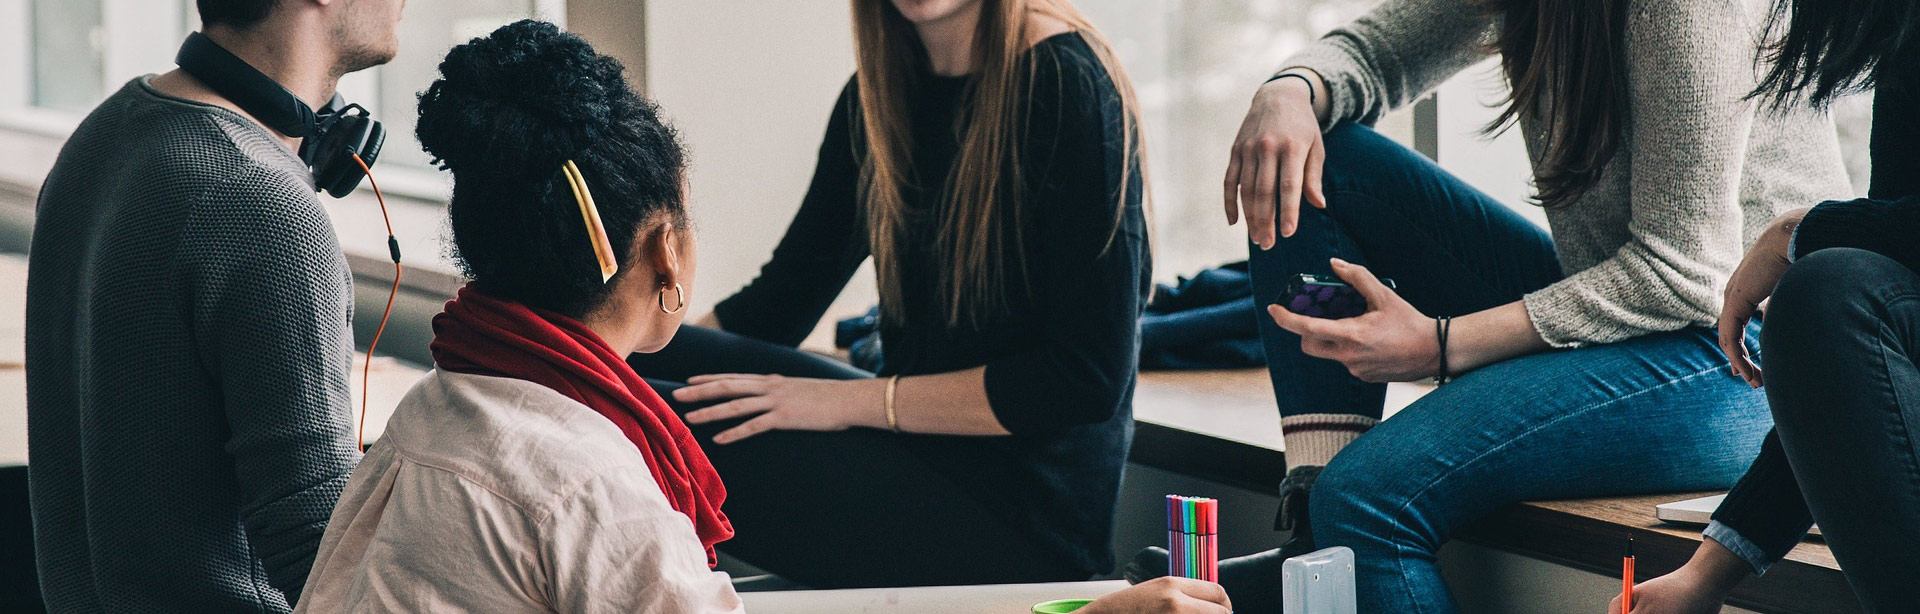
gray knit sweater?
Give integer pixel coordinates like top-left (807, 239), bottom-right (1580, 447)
top-left (1285, 0), bottom-right (1852, 346)
top-left (25, 77), bottom-right (361, 612)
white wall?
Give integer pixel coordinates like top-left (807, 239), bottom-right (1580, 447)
top-left (644, 2), bottom-right (869, 317)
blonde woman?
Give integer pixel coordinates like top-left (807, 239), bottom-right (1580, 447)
top-left (626, 0), bottom-right (1151, 589)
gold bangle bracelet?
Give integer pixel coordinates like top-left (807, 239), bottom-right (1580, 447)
top-left (884, 375), bottom-right (901, 433)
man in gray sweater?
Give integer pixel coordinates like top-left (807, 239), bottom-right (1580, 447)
top-left (25, 0), bottom-right (404, 611)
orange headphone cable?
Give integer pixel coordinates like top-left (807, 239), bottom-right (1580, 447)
top-left (350, 152), bottom-right (400, 452)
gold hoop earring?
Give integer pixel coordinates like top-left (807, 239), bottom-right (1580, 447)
top-left (658, 282), bottom-right (686, 314)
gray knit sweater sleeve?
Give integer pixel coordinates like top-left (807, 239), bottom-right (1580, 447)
top-left (1280, 0), bottom-right (1495, 127)
top-left (177, 164), bottom-right (361, 602)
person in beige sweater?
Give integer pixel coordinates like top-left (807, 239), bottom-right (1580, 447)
top-left (1124, 0), bottom-right (1851, 612)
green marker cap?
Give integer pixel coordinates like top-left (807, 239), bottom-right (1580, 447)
top-left (1031, 598), bottom-right (1094, 613)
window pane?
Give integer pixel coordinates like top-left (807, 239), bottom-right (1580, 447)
top-left (30, 0), bottom-right (105, 112)
top-left (1079, 0), bottom-right (1375, 277)
top-left (372, 1), bottom-right (541, 172)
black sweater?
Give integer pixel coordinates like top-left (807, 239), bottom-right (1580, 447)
top-left (1712, 60), bottom-right (1920, 569)
top-left (712, 33), bottom-right (1149, 575)
top-left (1788, 58), bottom-right (1920, 268)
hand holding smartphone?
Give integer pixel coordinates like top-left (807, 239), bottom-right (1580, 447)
top-left (1278, 273), bottom-right (1397, 320)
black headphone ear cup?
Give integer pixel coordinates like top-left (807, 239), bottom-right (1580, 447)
top-left (313, 115), bottom-right (386, 198)
top-left (358, 121), bottom-right (386, 169)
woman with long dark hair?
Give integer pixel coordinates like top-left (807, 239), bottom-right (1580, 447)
top-left (1619, 1), bottom-right (1920, 611)
top-left (1124, 0), bottom-right (1853, 611)
top-left (624, 0), bottom-right (1152, 589)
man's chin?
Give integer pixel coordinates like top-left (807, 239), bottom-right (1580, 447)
top-left (341, 46), bottom-right (400, 74)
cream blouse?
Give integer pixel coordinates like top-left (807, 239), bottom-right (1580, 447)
top-left (295, 370), bottom-right (743, 614)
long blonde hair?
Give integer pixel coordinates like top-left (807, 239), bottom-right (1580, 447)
top-left (851, 0), bottom-right (1146, 328)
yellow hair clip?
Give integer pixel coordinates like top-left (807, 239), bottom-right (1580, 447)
top-left (561, 159), bottom-right (619, 283)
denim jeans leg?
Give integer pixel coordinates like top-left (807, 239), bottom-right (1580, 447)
top-left (1308, 327), bottom-right (1770, 614)
top-left (1250, 122), bottom-right (1562, 428)
top-left (1764, 248), bottom-right (1920, 613)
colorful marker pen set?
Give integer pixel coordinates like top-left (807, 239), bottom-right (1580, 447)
top-left (1165, 494), bottom-right (1218, 581)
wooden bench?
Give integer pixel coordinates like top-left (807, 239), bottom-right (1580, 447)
top-left (0, 249), bottom-right (1853, 612)
top-left (1127, 368), bottom-right (1856, 614)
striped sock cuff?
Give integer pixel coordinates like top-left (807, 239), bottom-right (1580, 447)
top-left (1280, 414), bottom-right (1379, 470)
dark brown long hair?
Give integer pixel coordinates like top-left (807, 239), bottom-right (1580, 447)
top-left (1485, 0), bottom-right (1631, 209)
top-left (1752, 0), bottom-right (1917, 109)
top-left (851, 0), bottom-right (1145, 328)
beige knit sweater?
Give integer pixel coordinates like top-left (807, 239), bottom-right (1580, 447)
top-left (1285, 0), bottom-right (1852, 347)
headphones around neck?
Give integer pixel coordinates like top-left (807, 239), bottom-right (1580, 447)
top-left (175, 32), bottom-right (385, 198)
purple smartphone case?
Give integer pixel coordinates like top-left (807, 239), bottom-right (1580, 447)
top-left (1280, 275), bottom-right (1395, 320)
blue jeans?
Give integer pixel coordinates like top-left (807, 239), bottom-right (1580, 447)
top-left (1252, 124), bottom-right (1773, 613)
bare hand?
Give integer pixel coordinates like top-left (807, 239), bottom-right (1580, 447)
top-left (1609, 538), bottom-right (1750, 614)
top-left (1718, 208), bottom-right (1808, 388)
top-left (1268, 259), bottom-right (1437, 382)
top-left (1080, 577), bottom-right (1232, 614)
top-left (1225, 76), bottom-right (1326, 249)
top-left (1606, 572), bottom-right (1731, 614)
top-left (675, 374), bottom-right (879, 444)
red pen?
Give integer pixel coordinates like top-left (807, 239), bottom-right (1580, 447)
top-left (1622, 536), bottom-right (1636, 611)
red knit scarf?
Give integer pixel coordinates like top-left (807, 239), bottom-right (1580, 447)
top-left (430, 285), bottom-right (732, 565)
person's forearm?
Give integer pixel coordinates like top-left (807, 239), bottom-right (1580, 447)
top-left (840, 367), bottom-right (1011, 436)
top-left (1272, 67), bottom-right (1332, 127)
top-left (1682, 537), bottom-right (1756, 596)
top-left (1445, 301), bottom-right (1551, 373)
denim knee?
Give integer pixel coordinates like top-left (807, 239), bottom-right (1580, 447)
top-left (1317, 123), bottom-right (1410, 192)
top-left (1767, 248), bottom-right (1908, 347)
top-left (1309, 445), bottom-right (1417, 553)
top-left (1764, 248), bottom-right (1917, 419)
top-left (1776, 246), bottom-right (1902, 308)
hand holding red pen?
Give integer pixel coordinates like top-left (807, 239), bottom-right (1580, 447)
top-left (1607, 536), bottom-right (1750, 614)
top-left (1605, 574), bottom-right (1728, 614)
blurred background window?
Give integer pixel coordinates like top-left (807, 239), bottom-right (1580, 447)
top-left (28, 0), bottom-right (107, 112)
top-left (1, 0), bottom-right (557, 182)
top-left (350, 0), bottom-right (551, 174)
top-left (1081, 0), bottom-right (1389, 277)
top-left (0, 0), bottom-right (1875, 296)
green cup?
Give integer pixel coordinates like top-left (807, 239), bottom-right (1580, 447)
top-left (1031, 598), bottom-right (1094, 613)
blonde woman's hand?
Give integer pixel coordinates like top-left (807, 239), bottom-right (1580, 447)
top-left (1079, 577), bottom-right (1232, 614)
top-left (676, 374), bottom-right (883, 444)
top-left (1718, 207), bottom-right (1810, 388)
top-left (1226, 72), bottom-right (1327, 249)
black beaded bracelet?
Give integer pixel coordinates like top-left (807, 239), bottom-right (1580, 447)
top-left (1265, 72), bottom-right (1316, 105)
top-left (1435, 316), bottom-right (1453, 385)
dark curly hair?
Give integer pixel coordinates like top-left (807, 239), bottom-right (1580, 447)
top-left (417, 20), bottom-right (688, 318)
